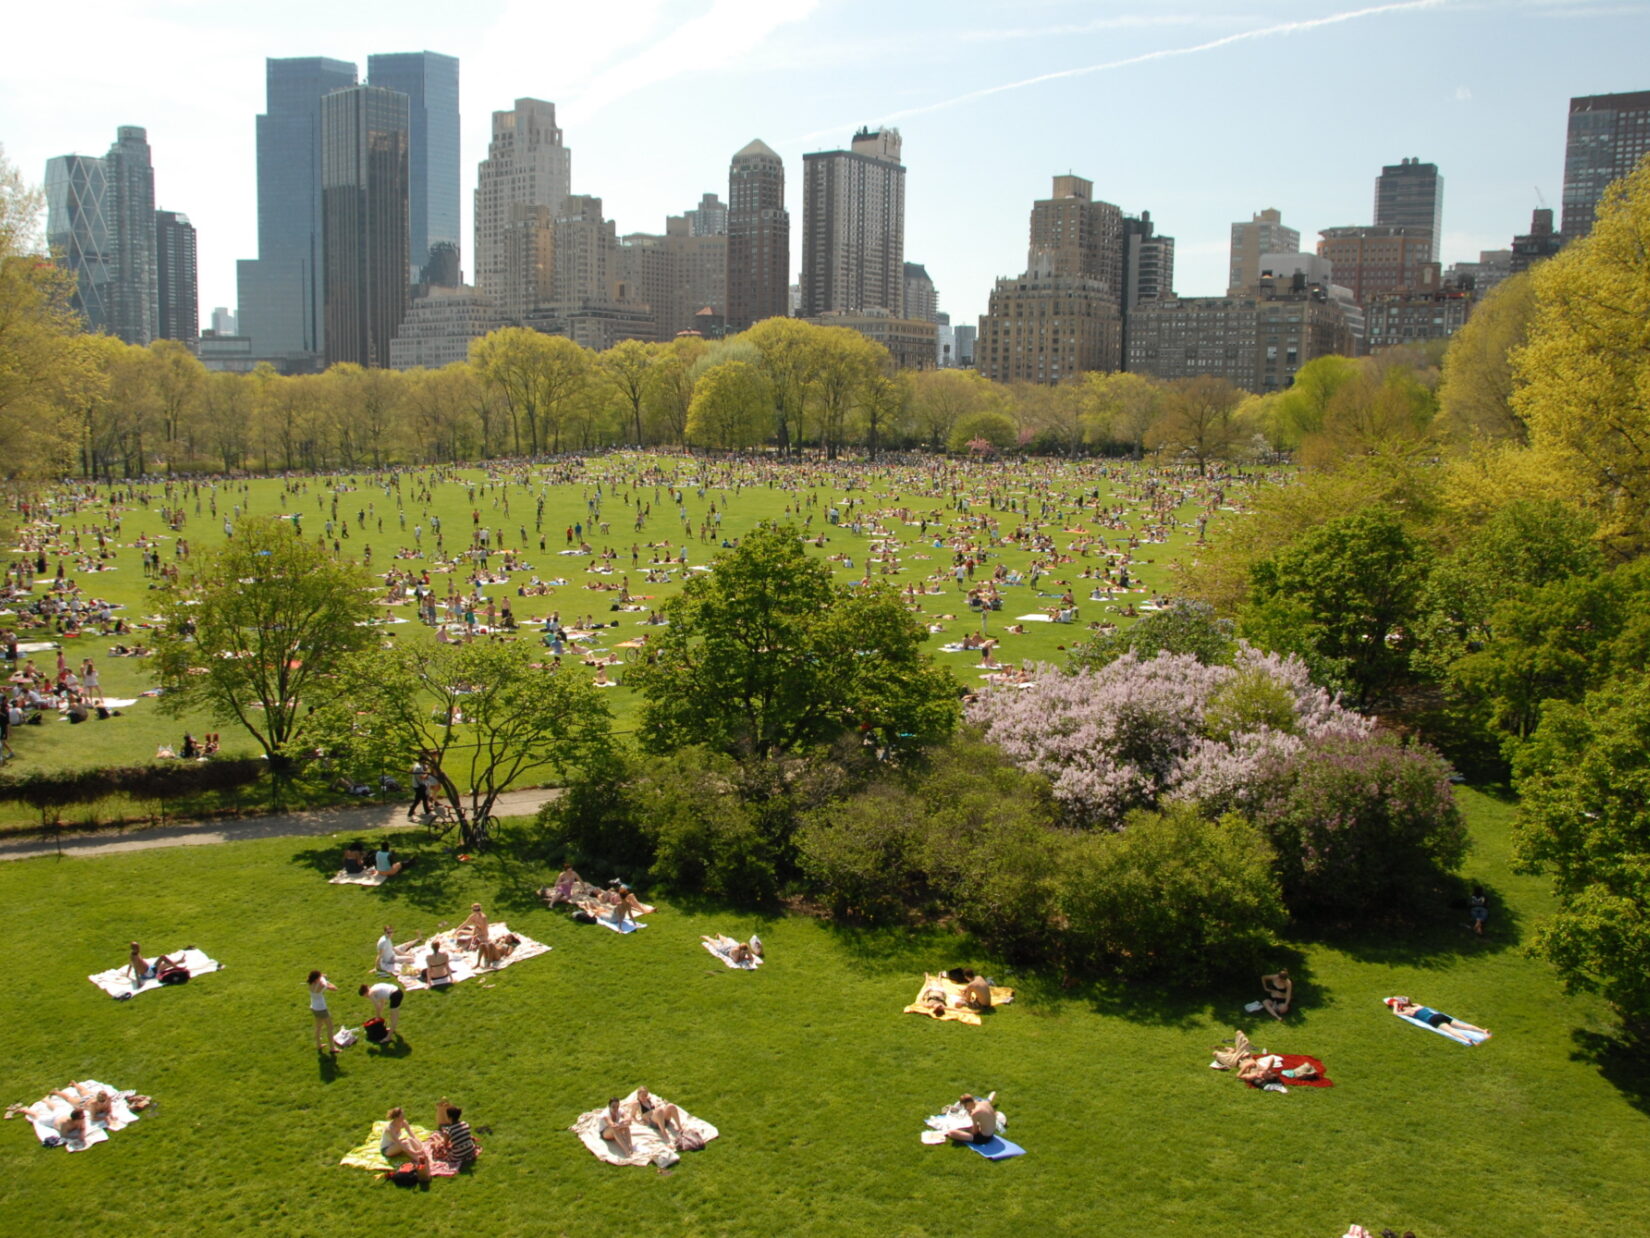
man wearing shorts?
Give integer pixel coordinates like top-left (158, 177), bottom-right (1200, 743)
top-left (943, 1094), bottom-right (998, 1144)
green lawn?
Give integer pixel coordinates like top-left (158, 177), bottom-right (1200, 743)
top-left (1, 788), bottom-right (1644, 1236)
top-left (4, 455), bottom-right (1228, 828)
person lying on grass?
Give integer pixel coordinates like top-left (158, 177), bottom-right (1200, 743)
top-left (127, 942), bottom-right (183, 981)
top-left (702, 934), bottom-right (763, 965)
top-left (1385, 997), bottom-right (1492, 1044)
top-left (942, 1094), bottom-right (998, 1145)
top-left (475, 932), bottom-right (521, 968)
top-left (47, 1083), bottom-right (117, 1126)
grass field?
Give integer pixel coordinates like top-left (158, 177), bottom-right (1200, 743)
top-left (1, 788), bottom-right (1646, 1236)
top-left (3, 454), bottom-right (1233, 828)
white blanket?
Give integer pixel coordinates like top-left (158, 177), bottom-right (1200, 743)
top-left (569, 1089), bottom-right (718, 1167)
top-left (25, 1081), bottom-right (139, 1151)
top-left (328, 868), bottom-right (389, 886)
top-left (89, 948), bottom-right (221, 999)
top-left (396, 922), bottom-right (550, 991)
top-left (701, 937), bottom-right (762, 969)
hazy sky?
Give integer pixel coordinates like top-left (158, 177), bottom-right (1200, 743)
top-left (5, 0), bottom-right (1648, 327)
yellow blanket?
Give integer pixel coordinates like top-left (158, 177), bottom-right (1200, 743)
top-left (903, 973), bottom-right (1015, 1025)
top-left (339, 1119), bottom-right (438, 1172)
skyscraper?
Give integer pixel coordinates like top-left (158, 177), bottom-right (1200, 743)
top-left (684, 192), bottom-right (728, 237)
top-left (1123, 212), bottom-right (1174, 311)
top-left (800, 128), bottom-right (905, 319)
top-left (1229, 208), bottom-right (1299, 293)
top-left (1562, 89), bottom-right (1650, 240)
top-left (726, 139), bottom-right (789, 332)
top-left (903, 262), bottom-right (938, 323)
top-left (238, 56), bottom-right (359, 362)
top-left (1374, 158), bottom-right (1443, 262)
top-left (474, 99), bottom-right (572, 323)
top-left (366, 51), bottom-right (460, 283)
top-left (321, 85), bottom-right (409, 368)
top-left (46, 125), bottom-right (159, 345)
top-left (45, 153), bottom-right (113, 336)
top-left (155, 209), bottom-right (198, 343)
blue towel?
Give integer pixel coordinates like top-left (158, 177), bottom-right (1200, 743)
top-left (1397, 1011), bottom-right (1486, 1044)
top-left (968, 1136), bottom-right (1025, 1161)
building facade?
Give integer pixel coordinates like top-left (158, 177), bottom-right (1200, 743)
top-left (1363, 286), bottom-right (1472, 352)
top-left (1510, 207), bottom-right (1564, 273)
top-left (800, 128), bottom-right (905, 319)
top-left (1229, 208), bottom-right (1298, 293)
top-left (1317, 225), bottom-right (1434, 304)
top-left (366, 51), bottom-right (460, 284)
top-left (953, 324), bottom-right (976, 367)
top-left (321, 85), bottom-right (410, 368)
top-left (726, 139), bottom-right (789, 332)
top-left (154, 209), bottom-right (198, 343)
top-left (903, 262), bottom-right (938, 323)
top-left (804, 309), bottom-right (937, 372)
top-left (238, 57), bottom-right (359, 362)
top-left (45, 153), bottom-right (114, 337)
top-left (684, 192), bottom-right (727, 237)
top-left (1562, 89), bottom-right (1650, 241)
top-left (388, 286), bottom-right (503, 369)
top-left (1126, 283), bottom-right (1352, 393)
top-left (474, 99), bottom-right (572, 322)
top-left (1374, 158), bottom-right (1443, 262)
top-left (1123, 211), bottom-right (1174, 311)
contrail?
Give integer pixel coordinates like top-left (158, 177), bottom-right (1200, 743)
top-left (793, 0), bottom-right (1450, 141)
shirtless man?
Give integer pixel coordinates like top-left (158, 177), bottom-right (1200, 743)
top-left (961, 973), bottom-right (993, 1010)
top-left (456, 903), bottom-right (490, 955)
top-left (1386, 996), bottom-right (1492, 1045)
top-left (943, 1094), bottom-right (998, 1144)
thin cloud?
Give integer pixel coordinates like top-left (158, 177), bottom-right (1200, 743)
top-left (794, 0), bottom-right (1452, 142)
top-left (955, 14), bottom-right (1245, 42)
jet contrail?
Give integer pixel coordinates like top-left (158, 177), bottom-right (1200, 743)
top-left (793, 0), bottom-right (1450, 141)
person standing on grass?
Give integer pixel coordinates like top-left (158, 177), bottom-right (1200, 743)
top-left (359, 980), bottom-right (404, 1037)
top-left (309, 970), bottom-right (338, 1054)
top-left (408, 759), bottom-right (432, 818)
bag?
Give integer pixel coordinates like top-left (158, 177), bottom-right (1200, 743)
top-left (363, 1016), bottom-right (389, 1044)
top-left (572, 910), bottom-right (597, 924)
top-left (677, 1129), bottom-right (706, 1152)
top-left (390, 1162), bottom-right (420, 1186)
top-left (333, 1027), bottom-right (358, 1048)
top-left (158, 967), bottom-right (190, 985)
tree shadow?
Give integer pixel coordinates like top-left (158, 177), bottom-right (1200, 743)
top-left (287, 844), bottom-right (456, 913)
top-left (1570, 1027), bottom-right (1650, 1117)
top-left (1286, 880), bottom-right (1523, 968)
top-left (820, 919), bottom-right (971, 976)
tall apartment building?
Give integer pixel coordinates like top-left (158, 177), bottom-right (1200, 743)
top-left (976, 174), bottom-right (1125, 383)
top-left (154, 209), bottom-right (198, 343)
top-left (1510, 207), bottom-right (1564, 273)
top-left (320, 85), bottom-right (410, 368)
top-left (903, 262), bottom-right (938, 323)
top-left (46, 126), bottom-right (160, 345)
top-left (238, 57), bottom-right (359, 363)
top-left (1316, 225), bottom-right (1434, 303)
top-left (800, 128), bottom-right (905, 319)
top-left (366, 51), bottom-right (460, 283)
top-left (1229, 208), bottom-right (1298, 294)
top-left (552, 194), bottom-right (616, 305)
top-left (1123, 211), bottom-right (1174, 311)
top-left (474, 99), bottom-right (572, 322)
top-left (671, 216), bottom-right (727, 330)
top-left (1562, 89), bottom-right (1650, 241)
top-left (726, 138), bottom-right (789, 332)
top-left (684, 192), bottom-right (728, 237)
top-left (389, 285), bottom-right (503, 369)
top-left (1374, 158), bottom-right (1443, 262)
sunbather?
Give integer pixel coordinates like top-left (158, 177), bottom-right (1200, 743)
top-left (382, 1106), bottom-right (431, 1180)
top-left (942, 1094), bottom-right (998, 1144)
top-left (961, 973), bottom-right (993, 1010)
top-left (26, 1102), bottom-right (88, 1143)
top-left (476, 932), bottom-right (521, 968)
top-left (373, 841), bottom-right (410, 878)
top-left (128, 941), bottom-right (182, 981)
top-left (600, 1097), bottom-right (635, 1157)
top-left (456, 903), bottom-right (489, 948)
top-left (630, 1086), bottom-right (682, 1146)
top-left (543, 865), bottom-right (582, 905)
top-left (51, 1083), bottom-right (116, 1126)
top-left (1385, 996), bottom-right (1492, 1044)
top-left (420, 943), bottom-right (452, 986)
top-left (702, 934), bottom-right (762, 965)
top-left (342, 842), bottom-right (368, 875)
top-left (1261, 969), bottom-right (1293, 1021)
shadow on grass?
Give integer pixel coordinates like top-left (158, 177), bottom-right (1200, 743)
top-left (1287, 881), bottom-right (1524, 969)
top-left (316, 1051), bottom-right (342, 1083)
top-left (1570, 1028), bottom-right (1650, 1117)
top-left (286, 844), bottom-right (458, 914)
top-left (820, 919), bottom-right (973, 976)
top-left (370, 1037), bottom-right (414, 1060)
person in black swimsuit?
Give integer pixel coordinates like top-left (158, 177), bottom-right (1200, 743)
top-left (1261, 969), bottom-right (1292, 1021)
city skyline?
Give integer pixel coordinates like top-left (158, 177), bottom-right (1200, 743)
top-left (5, 0), bottom-right (1650, 333)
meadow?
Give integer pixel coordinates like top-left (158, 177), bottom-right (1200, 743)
top-left (0, 789), bottom-right (1645, 1236)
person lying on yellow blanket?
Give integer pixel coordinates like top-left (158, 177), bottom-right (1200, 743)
top-left (903, 973), bottom-right (1015, 1025)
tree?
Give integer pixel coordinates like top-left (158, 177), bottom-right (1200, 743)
top-left (315, 640), bottom-right (614, 847)
top-left (1266, 355), bottom-right (1358, 451)
top-left (631, 523), bottom-right (960, 757)
top-left (1067, 599), bottom-right (1236, 672)
top-left (948, 409), bottom-right (1017, 454)
top-left (807, 327), bottom-right (883, 457)
top-left (644, 335), bottom-right (706, 445)
top-left (1437, 270), bottom-right (1536, 445)
top-left (1078, 371), bottom-right (1160, 456)
top-left (601, 338), bottom-right (657, 445)
top-left (685, 360), bottom-right (772, 450)
top-left (854, 369), bottom-right (906, 458)
top-left (1298, 359), bottom-right (1435, 468)
top-left (1146, 375), bottom-right (1243, 473)
top-left (146, 339), bottom-right (207, 471)
top-left (907, 368), bottom-right (1004, 451)
top-left (1514, 676), bottom-right (1650, 1030)
top-left (470, 327), bottom-right (592, 455)
top-left (741, 317), bottom-right (823, 454)
top-left (1513, 158), bottom-right (1650, 552)
top-left (403, 363), bottom-right (480, 463)
top-left (154, 517), bottom-right (377, 775)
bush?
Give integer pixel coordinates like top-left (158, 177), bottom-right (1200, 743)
top-left (795, 782), bottom-right (926, 922)
top-left (0, 758), bottom-right (266, 823)
top-left (1055, 803), bottom-right (1284, 982)
top-left (1067, 599), bottom-right (1236, 672)
top-left (1253, 731), bottom-right (1468, 917)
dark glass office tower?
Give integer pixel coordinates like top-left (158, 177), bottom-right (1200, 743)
top-left (1373, 158), bottom-right (1443, 263)
top-left (237, 56), bottom-right (359, 360)
top-left (1562, 90), bottom-right (1650, 241)
top-left (45, 154), bottom-right (113, 335)
top-left (367, 51), bottom-right (460, 285)
top-left (155, 209), bottom-right (198, 343)
top-left (321, 85), bottom-right (409, 368)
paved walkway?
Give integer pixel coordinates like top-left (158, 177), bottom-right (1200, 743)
top-left (0, 786), bottom-right (560, 862)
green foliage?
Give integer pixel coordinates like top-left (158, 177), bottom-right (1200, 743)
top-left (1055, 803), bottom-right (1284, 982)
top-left (1253, 731), bottom-right (1468, 918)
top-left (1202, 667), bottom-right (1300, 743)
top-left (795, 781), bottom-right (926, 922)
top-left (947, 409), bottom-right (1018, 453)
top-left (685, 359), bottom-right (773, 450)
top-left (1514, 675), bottom-right (1650, 1029)
top-left (1244, 507), bottom-right (1430, 704)
top-left (1067, 598), bottom-right (1235, 672)
top-left (0, 758), bottom-right (264, 821)
top-left (628, 748), bottom-right (782, 904)
top-left (1438, 270), bottom-right (1537, 445)
top-left (632, 523), bottom-right (959, 757)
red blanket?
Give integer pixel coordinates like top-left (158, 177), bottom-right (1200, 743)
top-left (1245, 1054), bottom-right (1333, 1088)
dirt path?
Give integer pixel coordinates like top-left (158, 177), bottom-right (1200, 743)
top-left (0, 787), bottom-right (559, 862)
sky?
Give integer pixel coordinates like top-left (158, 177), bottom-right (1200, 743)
top-left (4, 0), bottom-right (1649, 328)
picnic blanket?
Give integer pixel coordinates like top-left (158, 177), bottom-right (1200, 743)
top-left (395, 922), bottom-right (549, 991)
top-left (329, 868), bottom-right (390, 886)
top-left (569, 1090), bottom-right (718, 1168)
top-left (922, 1100), bottom-right (1021, 1158)
top-left (903, 973), bottom-right (1015, 1025)
top-left (89, 948), bottom-right (221, 999)
top-left (1389, 1000), bottom-right (1490, 1045)
top-left (701, 937), bottom-right (763, 970)
top-left (22, 1082), bottom-right (139, 1151)
top-left (339, 1119), bottom-right (461, 1177)
top-left (574, 899), bottom-right (648, 933)
top-left (1243, 1054), bottom-right (1334, 1089)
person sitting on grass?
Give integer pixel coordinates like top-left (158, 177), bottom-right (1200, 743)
top-left (374, 840), bottom-right (411, 878)
top-left (630, 1087), bottom-right (683, 1147)
top-left (128, 941), bottom-right (182, 981)
top-left (431, 1098), bottom-right (477, 1167)
top-left (420, 942), bottom-right (452, 987)
top-left (1261, 969), bottom-right (1293, 1021)
top-left (381, 1106), bottom-right (431, 1181)
top-left (942, 1094), bottom-right (998, 1144)
top-left (600, 1097), bottom-right (635, 1157)
top-left (455, 902), bottom-right (490, 952)
top-left (342, 841), bottom-right (368, 875)
top-left (1385, 997), bottom-right (1492, 1044)
top-left (541, 864), bottom-right (582, 905)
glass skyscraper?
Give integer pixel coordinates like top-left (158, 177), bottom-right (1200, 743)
top-left (237, 56), bottom-right (359, 361)
top-left (155, 209), bottom-right (198, 343)
top-left (1562, 90), bottom-right (1650, 241)
top-left (367, 51), bottom-right (460, 285)
top-left (1373, 159), bottom-right (1443, 263)
top-left (46, 126), bottom-right (158, 345)
top-left (45, 154), bottom-right (113, 335)
top-left (321, 85), bottom-right (410, 369)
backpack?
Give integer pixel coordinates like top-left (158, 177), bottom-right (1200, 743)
top-left (158, 967), bottom-right (190, 985)
top-left (677, 1129), bottom-right (706, 1152)
top-left (390, 1162), bottom-right (420, 1186)
top-left (363, 1016), bottom-right (389, 1044)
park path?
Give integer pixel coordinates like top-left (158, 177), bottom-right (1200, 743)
top-left (0, 786), bottom-right (559, 863)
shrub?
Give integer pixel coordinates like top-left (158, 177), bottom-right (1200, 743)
top-left (1067, 598), bottom-right (1236, 672)
top-left (795, 783), bottom-right (926, 922)
top-left (1055, 803), bottom-right (1284, 982)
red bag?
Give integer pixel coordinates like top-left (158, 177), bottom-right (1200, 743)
top-left (363, 1016), bottom-right (389, 1044)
